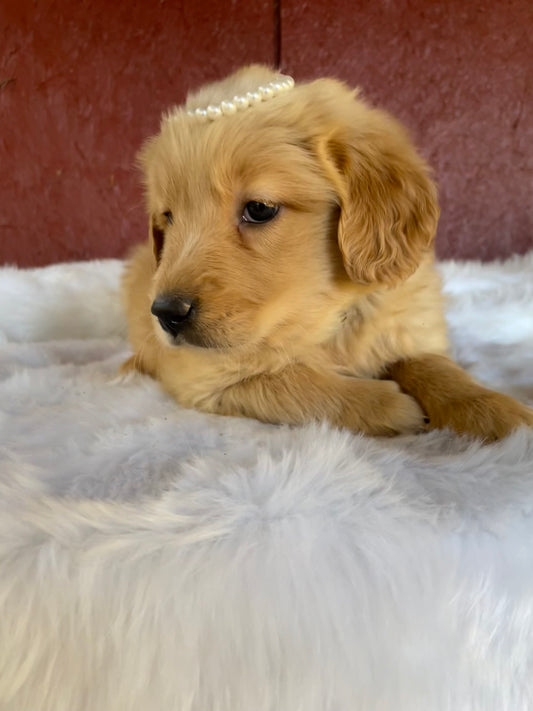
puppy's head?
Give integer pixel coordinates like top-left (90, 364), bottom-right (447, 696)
top-left (140, 65), bottom-right (438, 352)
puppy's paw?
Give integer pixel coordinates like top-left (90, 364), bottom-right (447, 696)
top-left (342, 379), bottom-right (426, 436)
top-left (373, 382), bottom-right (427, 436)
top-left (426, 389), bottom-right (533, 442)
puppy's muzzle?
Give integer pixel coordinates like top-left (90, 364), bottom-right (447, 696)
top-left (151, 294), bottom-right (196, 338)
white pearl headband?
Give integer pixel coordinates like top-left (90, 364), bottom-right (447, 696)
top-left (186, 75), bottom-right (295, 122)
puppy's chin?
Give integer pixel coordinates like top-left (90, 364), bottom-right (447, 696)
top-left (156, 326), bottom-right (225, 350)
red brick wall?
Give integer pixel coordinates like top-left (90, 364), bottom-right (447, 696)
top-left (1, 0), bottom-right (532, 266)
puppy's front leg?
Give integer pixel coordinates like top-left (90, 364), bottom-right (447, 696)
top-left (388, 354), bottom-right (533, 442)
top-left (211, 365), bottom-right (425, 437)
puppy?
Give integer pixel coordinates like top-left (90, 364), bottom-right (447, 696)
top-left (122, 65), bottom-right (533, 441)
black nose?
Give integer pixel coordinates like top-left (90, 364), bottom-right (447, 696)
top-left (151, 294), bottom-right (196, 338)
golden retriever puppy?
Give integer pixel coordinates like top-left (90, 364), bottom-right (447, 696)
top-left (122, 65), bottom-right (533, 441)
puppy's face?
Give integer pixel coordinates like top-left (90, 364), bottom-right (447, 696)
top-left (141, 67), bottom-right (439, 353)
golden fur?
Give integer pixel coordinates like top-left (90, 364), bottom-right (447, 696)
top-left (122, 65), bottom-right (533, 441)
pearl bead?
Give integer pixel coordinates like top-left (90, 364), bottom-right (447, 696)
top-left (220, 100), bottom-right (237, 115)
top-left (246, 91), bottom-right (261, 105)
top-left (259, 85), bottom-right (274, 100)
top-left (206, 105), bottom-right (222, 120)
top-left (234, 96), bottom-right (249, 110)
top-left (194, 108), bottom-right (208, 122)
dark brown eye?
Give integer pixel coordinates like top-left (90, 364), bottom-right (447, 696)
top-left (242, 201), bottom-right (279, 224)
top-left (163, 210), bottom-right (173, 225)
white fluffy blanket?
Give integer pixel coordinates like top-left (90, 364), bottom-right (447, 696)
top-left (1, 255), bottom-right (533, 711)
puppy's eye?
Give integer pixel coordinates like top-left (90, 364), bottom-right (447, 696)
top-left (242, 201), bottom-right (279, 224)
top-left (163, 210), bottom-right (173, 225)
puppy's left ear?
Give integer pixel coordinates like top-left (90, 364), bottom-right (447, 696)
top-left (321, 104), bottom-right (439, 285)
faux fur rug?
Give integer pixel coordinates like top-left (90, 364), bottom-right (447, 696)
top-left (1, 254), bottom-right (533, 711)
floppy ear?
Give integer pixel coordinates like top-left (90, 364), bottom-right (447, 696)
top-left (321, 106), bottom-right (439, 285)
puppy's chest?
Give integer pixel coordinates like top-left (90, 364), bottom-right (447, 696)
top-left (319, 300), bottom-right (447, 377)
top-left (320, 325), bottom-right (401, 378)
